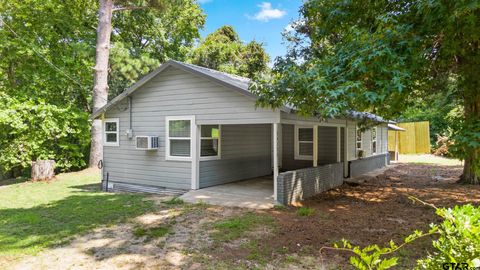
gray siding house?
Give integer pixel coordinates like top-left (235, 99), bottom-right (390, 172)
top-left (92, 60), bottom-right (389, 205)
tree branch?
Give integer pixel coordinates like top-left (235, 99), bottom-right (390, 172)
top-left (112, 6), bottom-right (149, 12)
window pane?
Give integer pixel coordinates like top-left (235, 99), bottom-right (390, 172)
top-left (169, 120), bottom-right (190, 137)
top-left (372, 128), bottom-right (377, 139)
top-left (356, 142), bottom-right (362, 149)
top-left (201, 125), bottom-right (219, 138)
top-left (372, 141), bottom-right (377, 153)
top-left (299, 142), bottom-right (313, 156)
top-left (201, 139), bottom-right (219, 156)
top-left (170, 139), bottom-right (190, 156)
top-left (106, 133), bottom-right (117, 142)
top-left (298, 128), bottom-right (313, 141)
top-left (105, 122), bottom-right (117, 132)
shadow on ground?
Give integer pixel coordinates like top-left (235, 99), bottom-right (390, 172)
top-left (0, 192), bottom-right (154, 255)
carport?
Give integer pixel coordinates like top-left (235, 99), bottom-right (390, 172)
top-left (180, 176), bottom-right (275, 209)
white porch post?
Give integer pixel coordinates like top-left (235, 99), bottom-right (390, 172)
top-left (191, 123), bottom-right (200, 190)
top-left (272, 123), bottom-right (279, 201)
top-left (313, 125), bottom-right (318, 167)
top-left (337, 126), bottom-right (341, 163)
top-left (344, 125), bottom-right (349, 177)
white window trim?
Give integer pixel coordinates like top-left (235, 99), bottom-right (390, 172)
top-left (199, 125), bottom-right (221, 161)
top-left (103, 118), bottom-right (119, 147)
top-left (294, 125), bottom-right (314, 160)
top-left (356, 125), bottom-right (362, 151)
top-left (165, 115), bottom-right (195, 161)
top-left (371, 126), bottom-right (377, 155)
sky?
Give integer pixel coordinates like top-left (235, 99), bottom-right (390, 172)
top-left (198, 0), bottom-right (302, 63)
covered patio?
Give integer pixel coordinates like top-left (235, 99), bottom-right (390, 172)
top-left (180, 176), bottom-right (275, 209)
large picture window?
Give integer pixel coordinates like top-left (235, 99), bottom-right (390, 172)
top-left (200, 125), bottom-right (221, 160)
top-left (103, 118), bottom-right (119, 147)
top-left (371, 126), bottom-right (377, 154)
top-left (294, 126), bottom-right (314, 160)
top-left (166, 116), bottom-right (194, 160)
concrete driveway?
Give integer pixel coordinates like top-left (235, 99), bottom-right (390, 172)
top-left (179, 176), bottom-right (276, 209)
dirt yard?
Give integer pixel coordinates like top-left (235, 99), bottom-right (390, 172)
top-left (5, 162), bottom-right (480, 270)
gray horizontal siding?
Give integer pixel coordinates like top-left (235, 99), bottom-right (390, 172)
top-left (281, 124), bottom-right (312, 171)
top-left (318, 126), bottom-right (338, 164)
top-left (103, 66), bottom-right (281, 190)
top-left (199, 124), bottom-right (272, 188)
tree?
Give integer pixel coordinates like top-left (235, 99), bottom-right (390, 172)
top-left (189, 25), bottom-right (269, 78)
top-left (252, 0), bottom-right (480, 184)
top-left (0, 0), bottom-right (204, 176)
top-left (90, 0), bottom-right (205, 168)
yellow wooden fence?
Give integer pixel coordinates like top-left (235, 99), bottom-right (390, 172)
top-left (388, 121), bottom-right (431, 154)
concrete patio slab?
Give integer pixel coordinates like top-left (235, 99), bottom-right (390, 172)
top-left (179, 176), bottom-right (276, 209)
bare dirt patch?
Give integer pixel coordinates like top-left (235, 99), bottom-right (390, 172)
top-left (5, 163), bottom-right (479, 269)
top-left (203, 163), bottom-right (480, 269)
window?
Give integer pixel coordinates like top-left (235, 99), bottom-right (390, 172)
top-left (294, 126), bottom-right (314, 160)
top-left (166, 116), bottom-right (194, 160)
top-left (200, 125), bottom-right (221, 160)
top-left (103, 118), bottom-right (119, 146)
top-left (356, 125), bottom-right (362, 150)
top-left (371, 126), bottom-right (377, 154)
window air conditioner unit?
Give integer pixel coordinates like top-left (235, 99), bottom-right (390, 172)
top-left (136, 136), bottom-right (159, 150)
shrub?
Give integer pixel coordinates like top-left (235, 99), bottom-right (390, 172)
top-left (324, 203), bottom-right (480, 270)
top-left (0, 94), bottom-right (90, 177)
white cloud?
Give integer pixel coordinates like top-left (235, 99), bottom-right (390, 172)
top-left (247, 2), bottom-right (286, 22)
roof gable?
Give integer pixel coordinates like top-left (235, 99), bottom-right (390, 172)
top-left (91, 60), bottom-right (272, 119)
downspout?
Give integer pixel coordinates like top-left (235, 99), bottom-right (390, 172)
top-left (126, 96), bottom-right (133, 139)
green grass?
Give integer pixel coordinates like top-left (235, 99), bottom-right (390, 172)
top-left (211, 212), bottom-right (274, 242)
top-left (297, 207), bottom-right (315, 217)
top-left (162, 197), bottom-right (184, 205)
top-left (133, 225), bottom-right (170, 239)
top-left (0, 169), bottom-right (154, 256)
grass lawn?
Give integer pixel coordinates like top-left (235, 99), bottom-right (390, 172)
top-left (0, 169), bottom-right (154, 257)
top-left (398, 154), bottom-right (462, 166)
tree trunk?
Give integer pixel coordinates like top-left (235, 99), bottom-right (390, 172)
top-left (89, 0), bottom-right (113, 168)
top-left (459, 94), bottom-right (480, 185)
top-left (458, 58), bottom-right (480, 184)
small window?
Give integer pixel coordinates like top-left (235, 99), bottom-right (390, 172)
top-left (295, 126), bottom-right (314, 160)
top-left (371, 127), bottom-right (377, 154)
top-left (356, 125), bottom-right (362, 150)
top-left (166, 116), bottom-right (194, 160)
top-left (103, 118), bottom-right (119, 146)
top-left (200, 125), bottom-right (221, 160)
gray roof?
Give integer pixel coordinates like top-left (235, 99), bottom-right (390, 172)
top-left (91, 60), bottom-right (388, 123)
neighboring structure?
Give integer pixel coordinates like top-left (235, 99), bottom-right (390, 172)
top-left (92, 60), bottom-right (390, 205)
top-left (387, 123), bottom-right (406, 161)
top-left (388, 121), bottom-right (430, 155)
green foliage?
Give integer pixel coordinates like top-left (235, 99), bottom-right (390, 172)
top-left (189, 25), bottom-right (270, 78)
top-left (252, 0), bottom-right (480, 181)
top-left (296, 207), bottom-right (315, 217)
top-left (0, 0), bottom-right (205, 176)
top-left (328, 203), bottom-right (480, 270)
top-left (417, 205), bottom-right (480, 269)
top-left (0, 94), bottom-right (90, 176)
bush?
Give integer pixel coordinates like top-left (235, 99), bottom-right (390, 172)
top-left (326, 203), bottom-right (480, 270)
top-left (0, 94), bottom-right (90, 177)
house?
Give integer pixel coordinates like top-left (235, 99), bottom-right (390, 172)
top-left (92, 60), bottom-right (390, 205)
